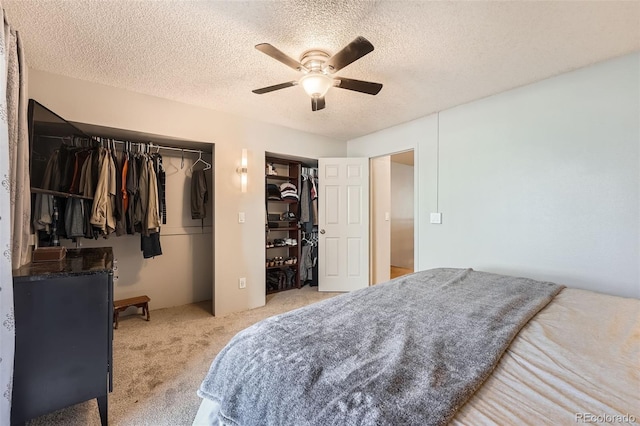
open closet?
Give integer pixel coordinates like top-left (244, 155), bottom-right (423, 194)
top-left (299, 165), bottom-right (319, 287)
top-left (265, 154), bottom-right (318, 294)
top-left (28, 100), bottom-right (214, 310)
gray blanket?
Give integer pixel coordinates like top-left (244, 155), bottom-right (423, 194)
top-left (198, 268), bottom-right (564, 426)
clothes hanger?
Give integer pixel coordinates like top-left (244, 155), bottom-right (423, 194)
top-left (302, 231), bottom-right (318, 247)
top-left (189, 151), bottom-right (211, 172)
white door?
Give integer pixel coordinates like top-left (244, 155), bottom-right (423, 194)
top-left (318, 158), bottom-right (369, 292)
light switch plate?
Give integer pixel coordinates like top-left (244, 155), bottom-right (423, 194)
top-left (238, 212), bottom-right (245, 223)
top-left (430, 212), bottom-right (442, 224)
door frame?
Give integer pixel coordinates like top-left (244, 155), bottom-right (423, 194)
top-left (369, 149), bottom-right (417, 284)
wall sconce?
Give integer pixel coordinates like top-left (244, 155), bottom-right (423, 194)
top-left (237, 148), bottom-right (248, 193)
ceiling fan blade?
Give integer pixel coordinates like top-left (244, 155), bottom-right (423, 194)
top-left (252, 81), bottom-right (297, 94)
top-left (311, 97), bottom-right (326, 111)
top-left (335, 77), bottom-right (383, 95)
top-left (324, 36), bottom-right (375, 73)
top-left (255, 43), bottom-right (308, 72)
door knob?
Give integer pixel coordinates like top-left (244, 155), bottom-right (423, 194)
top-left (319, 229), bottom-right (326, 234)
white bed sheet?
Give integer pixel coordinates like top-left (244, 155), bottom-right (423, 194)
top-left (194, 288), bottom-right (639, 425)
top-left (452, 288), bottom-right (639, 425)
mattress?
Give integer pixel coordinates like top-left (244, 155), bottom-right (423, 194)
top-left (452, 288), bottom-right (639, 425)
top-left (193, 287), bottom-right (639, 425)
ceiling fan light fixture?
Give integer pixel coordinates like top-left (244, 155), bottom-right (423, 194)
top-left (300, 73), bottom-right (333, 98)
top-left (252, 37), bottom-right (382, 111)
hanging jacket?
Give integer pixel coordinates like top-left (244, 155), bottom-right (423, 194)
top-left (90, 148), bottom-right (117, 235)
top-left (146, 157), bottom-right (161, 233)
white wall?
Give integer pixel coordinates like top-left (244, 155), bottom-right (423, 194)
top-left (29, 69), bottom-right (346, 315)
top-left (390, 161), bottom-right (414, 270)
top-left (349, 52), bottom-right (640, 299)
top-left (370, 156), bottom-right (390, 284)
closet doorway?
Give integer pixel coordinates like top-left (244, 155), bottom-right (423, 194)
top-left (370, 150), bottom-right (415, 285)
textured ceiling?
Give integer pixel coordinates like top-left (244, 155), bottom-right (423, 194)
top-left (4, 1), bottom-right (640, 141)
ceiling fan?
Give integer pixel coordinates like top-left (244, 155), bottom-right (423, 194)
top-left (252, 36), bottom-right (383, 111)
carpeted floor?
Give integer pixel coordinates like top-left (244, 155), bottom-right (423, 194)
top-left (27, 285), bottom-right (340, 426)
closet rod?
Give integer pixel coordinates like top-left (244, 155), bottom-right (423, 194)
top-left (41, 134), bottom-right (208, 155)
top-left (148, 143), bottom-right (205, 155)
top-left (91, 136), bottom-right (207, 155)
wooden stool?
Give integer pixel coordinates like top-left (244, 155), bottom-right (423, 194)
top-left (113, 295), bottom-right (150, 329)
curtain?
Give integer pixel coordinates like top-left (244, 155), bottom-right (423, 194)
top-left (0, 4), bottom-right (29, 423)
top-left (6, 8), bottom-right (29, 270)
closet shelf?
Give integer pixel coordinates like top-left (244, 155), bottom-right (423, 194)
top-left (266, 265), bottom-right (298, 271)
top-left (267, 199), bottom-right (299, 204)
top-left (265, 174), bottom-right (296, 181)
top-left (265, 155), bottom-right (302, 295)
top-left (31, 187), bottom-right (93, 200)
top-left (266, 227), bottom-right (299, 231)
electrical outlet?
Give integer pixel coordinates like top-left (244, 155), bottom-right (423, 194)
top-left (430, 212), bottom-right (442, 224)
top-left (239, 277), bottom-right (246, 289)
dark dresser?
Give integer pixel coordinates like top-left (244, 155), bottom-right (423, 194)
top-left (11, 247), bottom-right (114, 426)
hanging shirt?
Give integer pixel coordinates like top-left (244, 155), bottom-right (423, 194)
top-left (121, 155), bottom-right (129, 212)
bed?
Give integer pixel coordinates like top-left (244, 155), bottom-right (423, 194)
top-left (194, 268), bottom-right (639, 425)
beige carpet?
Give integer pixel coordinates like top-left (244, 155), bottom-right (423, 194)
top-left (27, 285), bottom-right (340, 426)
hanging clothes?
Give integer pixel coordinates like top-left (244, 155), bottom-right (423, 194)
top-left (33, 149), bottom-right (58, 232)
top-left (68, 149), bottom-right (91, 194)
top-left (191, 169), bottom-right (208, 220)
top-left (299, 169), bottom-right (318, 231)
top-left (90, 147), bottom-right (117, 235)
top-left (79, 149), bottom-right (95, 197)
top-left (57, 144), bottom-right (72, 192)
top-left (300, 244), bottom-right (314, 282)
top-left (311, 176), bottom-right (318, 226)
top-left (121, 154), bottom-right (129, 213)
top-left (135, 153), bottom-right (149, 234)
top-left (110, 148), bottom-right (121, 235)
top-left (300, 177), bottom-right (311, 223)
top-left (126, 153), bottom-right (139, 235)
top-left (114, 149), bottom-right (128, 236)
top-left (151, 153), bottom-right (167, 225)
top-left (32, 192), bottom-right (53, 232)
top-left (141, 232), bottom-right (162, 259)
top-left (131, 151), bottom-right (162, 258)
top-left (145, 155), bottom-right (161, 233)
top-left (31, 135), bottom-right (207, 260)
top-left (300, 177), bottom-right (313, 233)
top-left (64, 198), bottom-right (85, 239)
